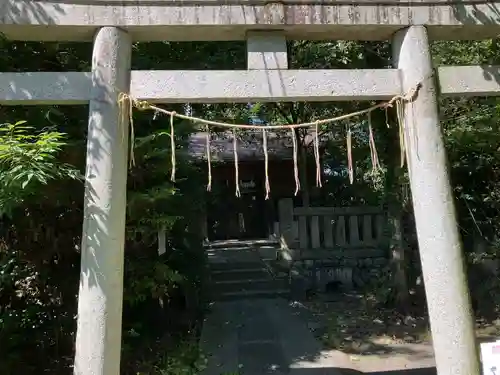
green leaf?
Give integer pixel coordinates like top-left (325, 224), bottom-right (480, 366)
top-left (21, 173), bottom-right (34, 189)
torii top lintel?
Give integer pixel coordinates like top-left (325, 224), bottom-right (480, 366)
top-left (1, 0), bottom-right (500, 42)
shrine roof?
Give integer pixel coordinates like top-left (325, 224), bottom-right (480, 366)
top-left (188, 130), bottom-right (324, 161)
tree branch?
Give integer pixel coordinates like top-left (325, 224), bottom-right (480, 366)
top-left (273, 103), bottom-right (294, 124)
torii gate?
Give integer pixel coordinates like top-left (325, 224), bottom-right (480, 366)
top-left (1, 1), bottom-right (499, 374)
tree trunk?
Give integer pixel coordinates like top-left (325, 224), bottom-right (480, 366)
top-left (299, 145), bottom-right (310, 207)
top-left (380, 107), bottom-right (410, 311)
top-left (388, 203), bottom-right (410, 310)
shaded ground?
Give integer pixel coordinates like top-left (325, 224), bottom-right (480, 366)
top-left (199, 297), bottom-right (440, 375)
top-left (200, 250), bottom-right (500, 375)
top-left (296, 293), bottom-right (432, 353)
top-left (286, 293), bottom-right (435, 374)
top-left (199, 298), bottom-right (345, 375)
top-left (290, 290), bottom-right (500, 374)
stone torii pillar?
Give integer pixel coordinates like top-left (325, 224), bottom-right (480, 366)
top-left (393, 26), bottom-right (480, 375)
top-left (73, 27), bottom-right (132, 375)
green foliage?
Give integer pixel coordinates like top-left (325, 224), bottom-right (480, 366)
top-left (133, 338), bottom-right (207, 375)
top-left (432, 40), bottom-right (500, 243)
top-left (125, 257), bottom-right (185, 306)
top-left (0, 109), bottom-right (207, 374)
top-left (0, 121), bottom-right (82, 217)
top-left (0, 250), bottom-right (41, 339)
top-left (0, 123), bottom-right (81, 373)
top-left (156, 340), bottom-right (207, 375)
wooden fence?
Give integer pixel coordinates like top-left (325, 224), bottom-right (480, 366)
top-left (276, 198), bottom-right (387, 260)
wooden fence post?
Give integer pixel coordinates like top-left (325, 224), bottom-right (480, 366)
top-left (278, 198), bottom-right (294, 263)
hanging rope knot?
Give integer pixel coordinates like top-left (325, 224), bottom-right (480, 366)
top-left (133, 99), bottom-right (151, 111)
top-left (117, 93), bottom-right (137, 168)
top-left (383, 80), bottom-right (422, 109)
top-left (382, 101), bottom-right (395, 109)
top-left (117, 92), bottom-right (129, 103)
top-left (404, 82), bottom-right (422, 102)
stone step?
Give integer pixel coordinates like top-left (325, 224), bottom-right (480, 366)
top-left (211, 268), bottom-right (271, 282)
top-left (207, 256), bottom-right (261, 265)
top-left (209, 260), bottom-right (265, 272)
top-left (206, 245), bottom-right (261, 252)
top-left (206, 247), bottom-right (258, 255)
top-left (205, 239), bottom-right (279, 250)
top-left (207, 248), bottom-right (260, 257)
top-left (206, 245), bottom-right (279, 257)
top-left (212, 278), bottom-right (288, 295)
top-left (214, 289), bottom-right (290, 302)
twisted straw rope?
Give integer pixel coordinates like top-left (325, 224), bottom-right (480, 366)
top-left (205, 129), bottom-right (212, 191)
top-left (262, 128), bottom-right (271, 200)
top-left (367, 111), bottom-right (381, 173)
top-left (170, 111), bottom-right (176, 181)
top-left (290, 128), bottom-right (301, 196)
top-left (117, 80), bottom-right (421, 195)
top-left (346, 124), bottom-right (354, 184)
top-left (233, 131), bottom-right (241, 198)
top-left (314, 122), bottom-right (322, 188)
top-left (119, 87), bottom-right (416, 130)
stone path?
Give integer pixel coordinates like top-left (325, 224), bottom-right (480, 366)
top-left (199, 297), bottom-right (438, 375)
top-left (201, 241), bottom-right (437, 375)
top-left (199, 298), bottom-right (345, 375)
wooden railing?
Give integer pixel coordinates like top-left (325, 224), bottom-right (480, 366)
top-left (276, 198), bottom-right (387, 260)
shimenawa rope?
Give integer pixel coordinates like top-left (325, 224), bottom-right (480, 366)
top-left (205, 129), bottom-right (212, 191)
top-left (262, 128), bottom-right (271, 200)
top-left (233, 131), bottom-right (241, 198)
top-left (117, 80), bottom-right (421, 197)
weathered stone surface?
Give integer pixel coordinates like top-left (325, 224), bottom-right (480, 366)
top-left (4, 67), bottom-right (500, 106)
top-left (0, 69), bottom-right (402, 105)
top-left (73, 26), bottom-right (132, 375)
top-left (289, 254), bottom-right (389, 292)
top-left (394, 25), bottom-right (480, 374)
top-left (1, 1), bottom-right (500, 41)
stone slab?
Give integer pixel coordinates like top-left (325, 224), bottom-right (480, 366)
top-left (1, 1), bottom-right (500, 41)
top-left (130, 69), bottom-right (402, 103)
top-left (0, 69), bottom-right (402, 104)
top-left (247, 31), bottom-right (288, 70)
top-left (199, 301), bottom-right (240, 375)
top-left (238, 342), bottom-right (288, 375)
top-left (3, 66), bottom-right (500, 105)
top-left (438, 65), bottom-right (500, 97)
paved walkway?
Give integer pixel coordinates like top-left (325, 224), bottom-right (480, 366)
top-left (199, 298), bottom-right (345, 375)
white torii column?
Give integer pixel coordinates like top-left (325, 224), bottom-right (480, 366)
top-left (74, 27), bottom-right (132, 375)
top-left (392, 26), bottom-right (480, 375)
